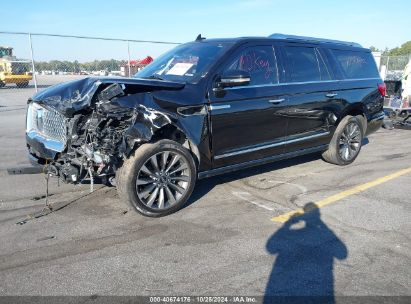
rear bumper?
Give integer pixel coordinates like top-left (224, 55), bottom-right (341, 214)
top-left (365, 111), bottom-right (384, 136)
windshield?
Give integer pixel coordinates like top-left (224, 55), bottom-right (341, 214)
top-left (134, 42), bottom-right (233, 83)
top-left (11, 62), bottom-right (29, 75)
top-left (0, 48), bottom-right (12, 57)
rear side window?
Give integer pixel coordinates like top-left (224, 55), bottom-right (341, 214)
top-left (282, 46), bottom-right (330, 82)
top-left (331, 50), bottom-right (379, 79)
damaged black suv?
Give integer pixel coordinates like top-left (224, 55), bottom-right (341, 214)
top-left (26, 34), bottom-right (385, 217)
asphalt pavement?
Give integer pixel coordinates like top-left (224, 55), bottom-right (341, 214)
top-left (0, 76), bottom-right (410, 300)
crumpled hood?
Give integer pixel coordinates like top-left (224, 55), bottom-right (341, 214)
top-left (31, 77), bottom-right (185, 116)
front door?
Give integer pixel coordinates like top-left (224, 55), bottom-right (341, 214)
top-left (208, 44), bottom-right (289, 168)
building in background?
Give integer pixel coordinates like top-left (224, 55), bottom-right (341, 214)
top-left (121, 56), bottom-right (153, 77)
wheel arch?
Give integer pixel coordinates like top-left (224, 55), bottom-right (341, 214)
top-left (125, 122), bottom-right (201, 170)
top-left (151, 124), bottom-right (201, 169)
top-left (337, 103), bottom-right (367, 133)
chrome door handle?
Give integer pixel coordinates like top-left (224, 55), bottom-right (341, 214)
top-left (209, 104), bottom-right (231, 111)
top-left (269, 98), bottom-right (285, 104)
top-left (325, 93), bottom-right (338, 98)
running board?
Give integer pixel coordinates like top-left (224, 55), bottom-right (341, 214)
top-left (198, 145), bottom-right (328, 179)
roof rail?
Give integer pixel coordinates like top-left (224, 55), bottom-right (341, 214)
top-left (269, 33), bottom-right (362, 48)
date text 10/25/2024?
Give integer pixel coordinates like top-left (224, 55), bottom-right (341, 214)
top-left (149, 296), bottom-right (257, 303)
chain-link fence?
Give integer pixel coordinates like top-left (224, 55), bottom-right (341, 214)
top-left (2, 32), bottom-right (410, 94)
top-left (0, 31), bottom-right (180, 93)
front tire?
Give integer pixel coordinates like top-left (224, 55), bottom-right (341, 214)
top-left (322, 115), bottom-right (364, 165)
top-left (116, 139), bottom-right (197, 217)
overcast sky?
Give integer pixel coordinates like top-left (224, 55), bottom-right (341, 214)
top-left (1, 0), bottom-right (410, 62)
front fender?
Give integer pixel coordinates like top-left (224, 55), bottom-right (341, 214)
top-left (109, 92), bottom-right (211, 170)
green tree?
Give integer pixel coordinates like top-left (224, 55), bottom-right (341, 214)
top-left (369, 46), bottom-right (380, 52)
top-left (34, 59), bottom-right (128, 73)
top-left (387, 41), bottom-right (411, 56)
top-left (73, 60), bottom-right (80, 73)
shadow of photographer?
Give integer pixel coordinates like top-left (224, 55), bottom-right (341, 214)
top-left (264, 203), bottom-right (348, 304)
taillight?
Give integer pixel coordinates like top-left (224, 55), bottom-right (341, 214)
top-left (378, 83), bottom-right (386, 97)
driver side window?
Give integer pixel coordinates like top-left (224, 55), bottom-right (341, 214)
top-left (223, 45), bottom-right (278, 86)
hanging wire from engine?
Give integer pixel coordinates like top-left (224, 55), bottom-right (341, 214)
top-left (88, 166), bottom-right (94, 193)
top-left (42, 159), bottom-right (53, 211)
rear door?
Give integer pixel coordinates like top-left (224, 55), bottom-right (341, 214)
top-left (208, 44), bottom-right (288, 167)
top-left (278, 44), bottom-right (339, 152)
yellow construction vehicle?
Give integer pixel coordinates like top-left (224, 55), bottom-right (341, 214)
top-left (0, 46), bottom-right (33, 88)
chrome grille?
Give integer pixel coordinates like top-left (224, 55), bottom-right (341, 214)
top-left (41, 107), bottom-right (67, 143)
top-left (27, 103), bottom-right (67, 147)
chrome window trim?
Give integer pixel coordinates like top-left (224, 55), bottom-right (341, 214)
top-left (316, 48), bottom-right (332, 80)
top-left (214, 131), bottom-right (330, 159)
top-left (223, 77), bottom-right (382, 91)
top-left (314, 47), bottom-right (322, 80)
top-left (272, 45), bottom-right (280, 84)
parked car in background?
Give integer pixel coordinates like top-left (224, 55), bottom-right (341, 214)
top-left (26, 34), bottom-right (385, 216)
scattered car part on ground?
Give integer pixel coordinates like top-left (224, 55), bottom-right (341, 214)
top-left (7, 165), bottom-right (43, 175)
top-left (383, 96), bottom-right (411, 130)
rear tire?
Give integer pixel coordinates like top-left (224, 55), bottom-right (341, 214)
top-left (116, 139), bottom-right (197, 217)
top-left (322, 115), bottom-right (364, 165)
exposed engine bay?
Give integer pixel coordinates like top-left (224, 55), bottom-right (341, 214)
top-left (40, 84), bottom-right (163, 185)
top-left (53, 84), bottom-right (136, 184)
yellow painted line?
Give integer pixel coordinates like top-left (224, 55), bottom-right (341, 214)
top-left (271, 166), bottom-right (411, 223)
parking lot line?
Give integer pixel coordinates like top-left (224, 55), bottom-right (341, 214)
top-left (271, 166), bottom-right (411, 223)
top-left (232, 191), bottom-right (275, 211)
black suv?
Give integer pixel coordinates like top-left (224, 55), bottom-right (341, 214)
top-left (26, 34), bottom-right (385, 216)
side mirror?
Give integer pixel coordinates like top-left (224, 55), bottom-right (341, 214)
top-left (216, 70), bottom-right (251, 89)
